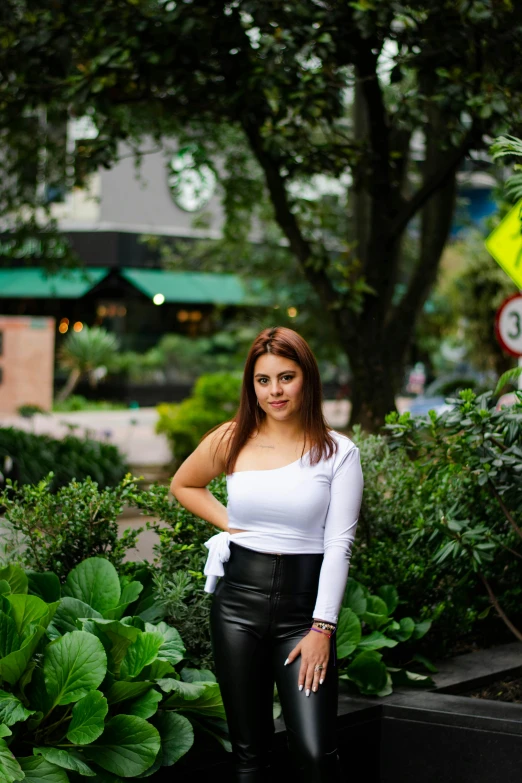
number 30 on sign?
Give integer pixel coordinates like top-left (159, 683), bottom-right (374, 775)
top-left (495, 294), bottom-right (522, 357)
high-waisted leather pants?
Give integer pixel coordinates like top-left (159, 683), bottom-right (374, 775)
top-left (210, 542), bottom-right (341, 783)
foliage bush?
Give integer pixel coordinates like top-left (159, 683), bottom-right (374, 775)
top-left (0, 428), bottom-right (127, 490)
top-left (156, 372), bottom-right (241, 462)
top-left (385, 388), bottom-right (522, 644)
top-left (52, 395), bottom-right (126, 413)
top-left (0, 475), bottom-right (141, 581)
top-left (349, 386), bottom-right (522, 658)
top-left (0, 557), bottom-right (228, 782)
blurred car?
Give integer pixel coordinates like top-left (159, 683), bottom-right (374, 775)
top-left (406, 395), bottom-right (452, 417)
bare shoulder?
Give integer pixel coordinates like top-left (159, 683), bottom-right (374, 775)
top-left (199, 420), bottom-right (236, 468)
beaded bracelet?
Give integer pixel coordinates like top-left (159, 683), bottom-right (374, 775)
top-left (310, 626), bottom-right (332, 639)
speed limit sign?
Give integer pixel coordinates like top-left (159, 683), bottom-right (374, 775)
top-left (495, 293), bottom-right (522, 357)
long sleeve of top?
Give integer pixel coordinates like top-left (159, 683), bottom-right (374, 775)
top-left (203, 431), bottom-right (364, 624)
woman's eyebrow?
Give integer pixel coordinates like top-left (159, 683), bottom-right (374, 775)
top-left (254, 370), bottom-right (295, 378)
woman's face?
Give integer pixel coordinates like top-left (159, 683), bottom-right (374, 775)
top-left (253, 354), bottom-right (304, 422)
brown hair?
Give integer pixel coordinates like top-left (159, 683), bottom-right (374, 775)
top-left (214, 326), bottom-right (336, 474)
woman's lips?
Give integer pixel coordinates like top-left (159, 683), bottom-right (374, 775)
top-left (269, 401), bottom-right (288, 408)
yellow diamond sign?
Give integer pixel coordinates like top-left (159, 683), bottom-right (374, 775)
top-left (485, 199), bottom-right (522, 289)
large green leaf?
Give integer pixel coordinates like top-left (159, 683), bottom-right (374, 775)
top-left (120, 633), bottom-right (163, 680)
top-left (67, 690), bottom-right (108, 745)
top-left (180, 667), bottom-right (216, 683)
top-left (6, 594), bottom-right (57, 635)
top-left (44, 631), bottom-right (107, 707)
top-left (342, 579), bottom-right (367, 615)
top-left (104, 583), bottom-right (143, 621)
top-left (34, 747), bottom-right (95, 777)
top-left (0, 626), bottom-right (45, 686)
top-left (0, 613), bottom-right (19, 659)
top-left (89, 620), bottom-right (140, 671)
top-left (344, 651), bottom-right (388, 695)
top-left (152, 711), bottom-right (194, 767)
top-left (106, 681), bottom-right (152, 704)
top-left (64, 559), bottom-right (121, 615)
top-left (0, 585), bottom-right (10, 598)
top-left (126, 689), bottom-right (162, 720)
top-left (164, 682), bottom-right (226, 719)
top-left (85, 715), bottom-right (161, 777)
top-left (49, 598), bottom-right (102, 637)
top-left (157, 679), bottom-right (207, 700)
top-left (0, 567), bottom-right (27, 596)
top-left (0, 738), bottom-right (24, 782)
top-left (390, 616), bottom-right (415, 642)
top-left (356, 631), bottom-right (398, 652)
top-left (336, 607), bottom-right (361, 659)
top-left (145, 623), bottom-right (185, 666)
top-left (26, 572), bottom-right (61, 603)
top-left (18, 755), bottom-right (69, 782)
top-left (0, 689), bottom-right (34, 726)
top-left (376, 585), bottom-right (399, 615)
top-left (412, 619), bottom-right (432, 640)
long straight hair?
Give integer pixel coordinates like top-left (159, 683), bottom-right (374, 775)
top-left (215, 326), bottom-right (337, 474)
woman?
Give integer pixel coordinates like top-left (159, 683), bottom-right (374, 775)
top-left (171, 327), bottom-right (364, 782)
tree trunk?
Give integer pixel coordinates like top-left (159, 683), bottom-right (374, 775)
top-left (347, 343), bottom-right (397, 431)
top-left (56, 368), bottom-right (81, 402)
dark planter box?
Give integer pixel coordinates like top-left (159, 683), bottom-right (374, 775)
top-left (153, 642), bottom-right (522, 783)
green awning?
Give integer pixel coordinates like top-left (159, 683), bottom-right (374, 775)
top-left (121, 268), bottom-right (266, 305)
top-left (0, 267), bottom-right (109, 298)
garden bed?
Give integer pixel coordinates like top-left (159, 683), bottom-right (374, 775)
top-left (164, 641), bottom-right (522, 783)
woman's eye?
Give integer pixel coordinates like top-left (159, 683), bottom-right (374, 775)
top-left (282, 375), bottom-right (293, 382)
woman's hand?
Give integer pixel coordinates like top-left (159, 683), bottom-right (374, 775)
top-left (285, 629), bottom-right (331, 695)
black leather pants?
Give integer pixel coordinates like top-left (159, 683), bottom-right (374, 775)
top-left (210, 542), bottom-right (341, 783)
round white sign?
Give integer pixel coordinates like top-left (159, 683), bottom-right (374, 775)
top-left (495, 293), bottom-right (522, 357)
top-left (167, 146), bottom-right (217, 212)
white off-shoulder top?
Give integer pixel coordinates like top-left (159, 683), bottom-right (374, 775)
top-left (203, 431), bottom-right (364, 624)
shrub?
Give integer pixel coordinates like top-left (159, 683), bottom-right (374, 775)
top-left (156, 372), bottom-right (242, 462)
top-left (370, 387), bottom-right (522, 653)
top-left (0, 557), bottom-right (228, 782)
top-left (0, 474), bottom-right (141, 581)
top-left (0, 427), bottom-right (128, 490)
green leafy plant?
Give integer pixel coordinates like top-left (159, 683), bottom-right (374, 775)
top-left (386, 388), bottom-right (522, 642)
top-left (0, 475), bottom-right (141, 581)
top-left (336, 578), bottom-right (433, 696)
top-left (0, 428), bottom-right (127, 490)
top-left (0, 557), bottom-right (228, 782)
top-left (57, 326), bottom-right (120, 403)
top-left (156, 372), bottom-right (241, 462)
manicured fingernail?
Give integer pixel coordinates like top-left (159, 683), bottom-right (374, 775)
top-left (320, 678), bottom-right (324, 685)
top-left (306, 689), bottom-right (310, 697)
top-left (284, 658), bottom-right (289, 666)
top-left (313, 686), bottom-right (317, 692)
top-left (298, 684), bottom-right (303, 691)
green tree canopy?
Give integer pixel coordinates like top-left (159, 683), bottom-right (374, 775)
top-left (2, 1), bottom-right (522, 427)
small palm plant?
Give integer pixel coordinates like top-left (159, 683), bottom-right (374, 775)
top-left (57, 325), bottom-right (119, 401)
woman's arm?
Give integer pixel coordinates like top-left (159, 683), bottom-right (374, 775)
top-left (312, 445), bottom-right (364, 623)
top-left (170, 423), bottom-right (233, 532)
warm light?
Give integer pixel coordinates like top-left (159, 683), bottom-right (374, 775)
top-left (97, 305), bottom-right (107, 317)
top-left (153, 293), bottom-right (165, 305)
top-left (60, 317), bottom-right (69, 325)
top-left (287, 307), bottom-right (298, 318)
top-left (117, 305), bottom-right (127, 317)
top-left (189, 310), bottom-right (202, 322)
top-left (58, 323), bottom-right (68, 334)
top-left (177, 310), bottom-right (189, 322)
top-left (73, 321), bottom-right (83, 332)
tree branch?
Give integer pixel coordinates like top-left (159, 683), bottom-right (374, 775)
top-left (389, 121), bottom-right (481, 240)
top-left (241, 117), bottom-right (338, 313)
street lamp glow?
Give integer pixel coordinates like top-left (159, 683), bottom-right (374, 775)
top-left (153, 293), bottom-right (165, 305)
